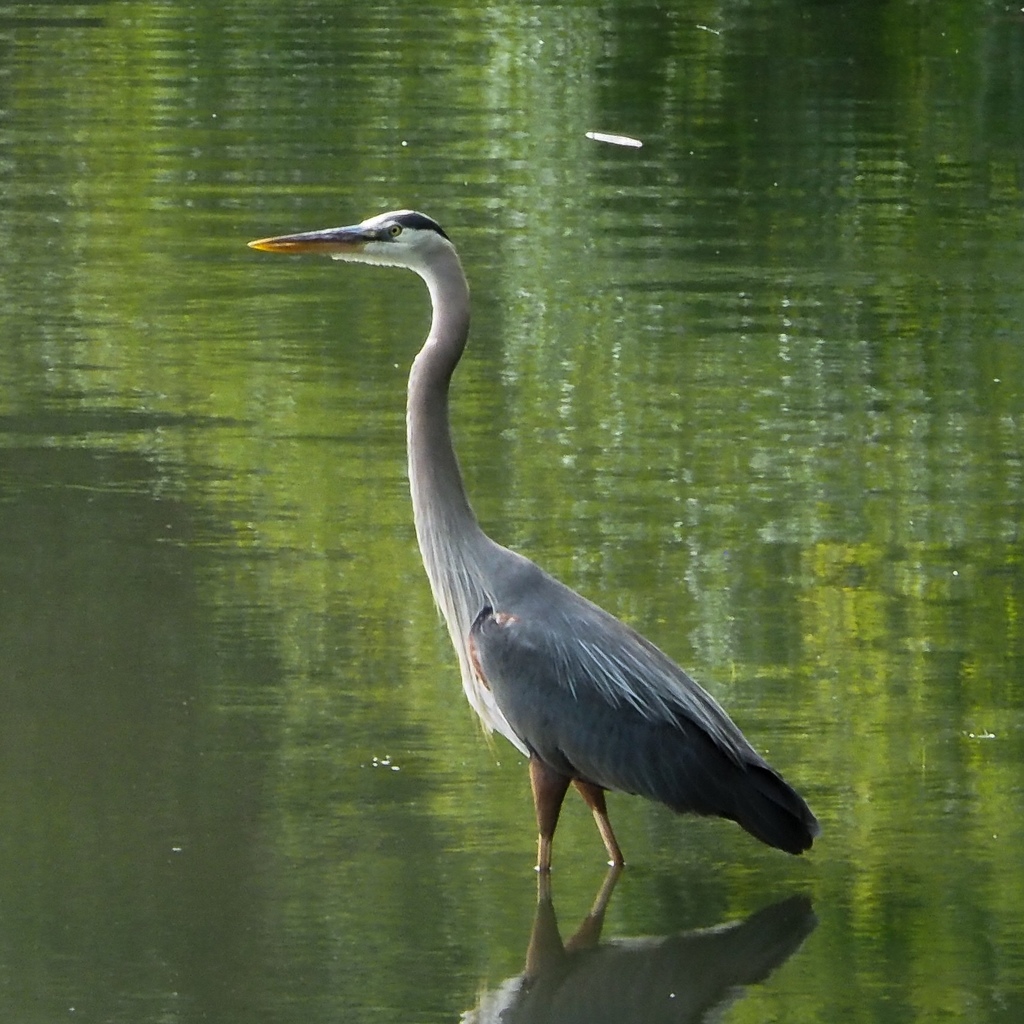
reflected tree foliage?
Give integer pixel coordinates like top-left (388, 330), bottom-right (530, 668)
top-left (1, 1), bottom-right (1022, 1023)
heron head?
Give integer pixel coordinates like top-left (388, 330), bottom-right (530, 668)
top-left (248, 209), bottom-right (453, 271)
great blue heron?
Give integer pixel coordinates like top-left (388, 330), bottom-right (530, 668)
top-left (249, 209), bottom-right (820, 871)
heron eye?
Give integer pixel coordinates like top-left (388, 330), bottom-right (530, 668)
top-left (388, 223), bottom-right (402, 237)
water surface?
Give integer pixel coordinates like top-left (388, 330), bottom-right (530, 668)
top-left (1, 2), bottom-right (1022, 1022)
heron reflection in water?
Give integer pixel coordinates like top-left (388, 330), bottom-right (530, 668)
top-left (464, 870), bottom-right (816, 1024)
top-left (249, 210), bottom-right (820, 870)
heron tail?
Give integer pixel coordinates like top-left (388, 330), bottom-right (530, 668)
top-left (729, 762), bottom-right (821, 855)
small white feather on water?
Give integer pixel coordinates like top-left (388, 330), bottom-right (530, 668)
top-left (585, 131), bottom-right (643, 149)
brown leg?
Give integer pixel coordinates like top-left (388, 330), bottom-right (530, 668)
top-left (572, 779), bottom-right (625, 867)
top-left (530, 757), bottom-right (571, 872)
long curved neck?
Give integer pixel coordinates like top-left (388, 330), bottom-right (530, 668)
top-left (407, 246), bottom-right (489, 596)
top-left (405, 244), bottom-right (521, 749)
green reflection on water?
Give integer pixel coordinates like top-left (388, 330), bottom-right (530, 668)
top-left (1, 1), bottom-right (1022, 1023)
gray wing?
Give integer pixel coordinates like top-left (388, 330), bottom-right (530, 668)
top-left (469, 567), bottom-right (819, 852)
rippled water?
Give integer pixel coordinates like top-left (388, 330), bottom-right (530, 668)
top-left (2, 2), bottom-right (1022, 1022)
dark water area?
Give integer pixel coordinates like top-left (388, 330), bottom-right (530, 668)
top-left (1, 2), bottom-right (1022, 1022)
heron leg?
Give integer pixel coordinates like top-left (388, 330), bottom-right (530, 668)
top-left (529, 757), bottom-right (571, 872)
top-left (572, 780), bottom-right (625, 867)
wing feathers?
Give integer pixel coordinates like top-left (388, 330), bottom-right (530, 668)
top-left (470, 595), bottom-right (819, 855)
